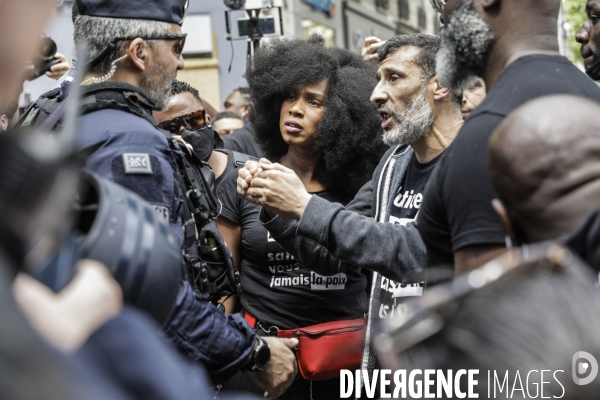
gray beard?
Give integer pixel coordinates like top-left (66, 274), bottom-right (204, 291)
top-left (436, 0), bottom-right (494, 93)
top-left (382, 85), bottom-right (434, 146)
top-left (141, 61), bottom-right (176, 111)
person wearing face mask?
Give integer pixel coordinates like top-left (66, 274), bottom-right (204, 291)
top-left (12, 1), bottom-right (299, 396)
top-left (154, 80), bottom-right (256, 189)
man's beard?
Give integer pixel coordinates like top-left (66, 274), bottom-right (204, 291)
top-left (141, 58), bottom-right (176, 111)
top-left (381, 85), bottom-right (434, 146)
top-left (436, 0), bottom-right (494, 93)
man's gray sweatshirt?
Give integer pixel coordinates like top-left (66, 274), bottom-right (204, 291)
top-left (259, 145), bottom-right (427, 376)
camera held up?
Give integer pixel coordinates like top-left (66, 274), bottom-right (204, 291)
top-left (27, 35), bottom-right (61, 81)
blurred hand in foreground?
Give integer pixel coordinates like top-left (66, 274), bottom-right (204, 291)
top-left (13, 260), bottom-right (122, 353)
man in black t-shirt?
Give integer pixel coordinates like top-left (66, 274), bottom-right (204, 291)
top-left (417, 0), bottom-right (600, 275)
top-left (378, 154), bottom-right (440, 319)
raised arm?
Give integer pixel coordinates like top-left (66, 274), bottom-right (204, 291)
top-left (240, 160), bottom-right (426, 282)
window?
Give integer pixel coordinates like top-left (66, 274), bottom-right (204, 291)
top-left (433, 15), bottom-right (440, 34)
top-left (376, 0), bottom-right (389, 9)
top-left (181, 15), bottom-right (213, 58)
top-left (398, 0), bottom-right (409, 20)
top-left (418, 7), bottom-right (427, 29)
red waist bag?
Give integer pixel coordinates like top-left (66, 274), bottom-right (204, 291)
top-left (277, 317), bottom-right (367, 381)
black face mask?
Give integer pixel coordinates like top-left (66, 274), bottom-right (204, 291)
top-left (180, 127), bottom-right (216, 162)
top-left (586, 58), bottom-right (600, 81)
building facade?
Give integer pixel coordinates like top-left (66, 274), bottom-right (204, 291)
top-left (21, 0), bottom-right (440, 113)
top-left (343, 0), bottom-right (439, 55)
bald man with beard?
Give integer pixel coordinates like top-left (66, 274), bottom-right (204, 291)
top-left (417, 0), bottom-right (600, 277)
top-left (488, 95), bottom-right (600, 281)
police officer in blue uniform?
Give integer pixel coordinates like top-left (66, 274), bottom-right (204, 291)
top-left (66, 0), bottom-right (298, 395)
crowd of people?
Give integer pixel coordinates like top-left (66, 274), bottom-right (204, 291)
top-left (2, 0), bottom-right (600, 398)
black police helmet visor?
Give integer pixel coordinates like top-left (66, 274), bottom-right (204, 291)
top-left (76, 172), bottom-right (182, 325)
top-left (76, 0), bottom-right (189, 25)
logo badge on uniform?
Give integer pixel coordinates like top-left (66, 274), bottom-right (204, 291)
top-left (123, 153), bottom-right (153, 175)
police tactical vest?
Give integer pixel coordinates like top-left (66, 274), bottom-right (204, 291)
top-left (18, 82), bottom-right (241, 308)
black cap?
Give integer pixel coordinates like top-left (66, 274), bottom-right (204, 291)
top-left (76, 0), bottom-right (189, 25)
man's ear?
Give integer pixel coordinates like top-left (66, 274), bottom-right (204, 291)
top-left (476, 0), bottom-right (500, 9)
top-left (127, 38), bottom-right (148, 72)
top-left (241, 104), bottom-right (249, 119)
top-left (430, 76), bottom-right (451, 102)
top-left (492, 199), bottom-right (516, 246)
top-left (0, 114), bottom-right (8, 132)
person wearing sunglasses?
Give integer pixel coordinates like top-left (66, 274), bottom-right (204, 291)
top-left (154, 80), bottom-right (257, 190)
top-left (34, 1), bottom-right (300, 397)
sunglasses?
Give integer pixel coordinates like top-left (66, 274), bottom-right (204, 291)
top-left (114, 33), bottom-right (188, 58)
top-left (157, 109), bottom-right (208, 134)
top-left (429, 0), bottom-right (446, 13)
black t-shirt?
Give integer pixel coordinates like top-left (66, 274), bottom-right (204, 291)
top-left (213, 149), bottom-right (256, 188)
top-left (378, 153), bottom-right (439, 320)
top-left (216, 169), bottom-right (367, 329)
top-left (417, 55), bottom-right (600, 268)
top-left (222, 125), bottom-right (263, 159)
top-left (213, 149), bottom-right (236, 189)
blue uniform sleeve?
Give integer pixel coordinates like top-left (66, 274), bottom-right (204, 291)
top-left (75, 306), bottom-right (213, 399)
top-left (162, 281), bottom-right (257, 383)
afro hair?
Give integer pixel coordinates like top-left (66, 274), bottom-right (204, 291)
top-left (245, 35), bottom-right (388, 198)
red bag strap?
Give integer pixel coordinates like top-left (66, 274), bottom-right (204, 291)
top-left (244, 310), bottom-right (257, 329)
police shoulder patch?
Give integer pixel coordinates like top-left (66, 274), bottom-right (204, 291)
top-left (123, 153), bottom-right (153, 175)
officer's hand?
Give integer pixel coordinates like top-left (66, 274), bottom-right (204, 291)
top-left (361, 36), bottom-right (384, 62)
top-left (45, 53), bottom-right (70, 80)
top-left (242, 160), bottom-right (312, 220)
top-left (247, 337), bottom-right (298, 398)
top-left (13, 260), bottom-right (123, 353)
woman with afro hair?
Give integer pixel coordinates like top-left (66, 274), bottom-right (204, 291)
top-left (216, 35), bottom-right (387, 399)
